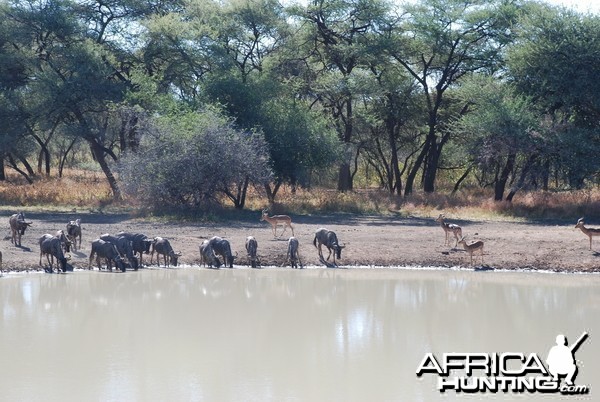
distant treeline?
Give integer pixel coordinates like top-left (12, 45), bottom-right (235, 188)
top-left (0, 0), bottom-right (599, 208)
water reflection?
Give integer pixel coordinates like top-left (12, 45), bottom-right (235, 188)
top-left (0, 269), bottom-right (598, 401)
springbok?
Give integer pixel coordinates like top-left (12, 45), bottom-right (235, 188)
top-left (575, 218), bottom-right (600, 250)
top-left (260, 209), bottom-right (294, 238)
top-left (435, 214), bottom-right (462, 247)
top-left (458, 237), bottom-right (484, 266)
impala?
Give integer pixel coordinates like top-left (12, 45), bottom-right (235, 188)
top-left (458, 237), bottom-right (484, 266)
top-left (260, 209), bottom-right (294, 238)
top-left (575, 218), bottom-right (600, 250)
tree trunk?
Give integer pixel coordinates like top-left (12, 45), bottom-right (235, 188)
top-left (387, 122), bottom-right (402, 196)
top-left (7, 154), bottom-right (33, 184)
top-left (0, 155), bottom-right (5, 180)
top-left (264, 180), bottom-right (282, 204)
top-left (506, 154), bottom-right (537, 202)
top-left (451, 166), bottom-right (472, 196)
top-left (494, 153), bottom-right (516, 201)
top-left (422, 129), bottom-right (440, 193)
top-left (337, 162), bottom-right (353, 192)
top-left (404, 140), bottom-right (429, 196)
top-left (90, 140), bottom-right (122, 200)
top-left (58, 137), bottom-right (78, 178)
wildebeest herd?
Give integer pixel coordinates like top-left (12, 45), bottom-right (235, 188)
top-left (2, 211), bottom-right (346, 273)
top-left (4, 210), bottom-right (600, 273)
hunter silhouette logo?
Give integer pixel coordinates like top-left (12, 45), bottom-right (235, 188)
top-left (547, 332), bottom-right (588, 387)
top-left (416, 331), bottom-right (589, 395)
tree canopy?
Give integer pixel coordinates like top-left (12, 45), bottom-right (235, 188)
top-left (1, 0), bottom-right (599, 207)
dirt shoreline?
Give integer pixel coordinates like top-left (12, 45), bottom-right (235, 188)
top-left (1, 210), bottom-right (600, 273)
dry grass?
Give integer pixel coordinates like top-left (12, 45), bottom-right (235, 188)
top-left (1, 170), bottom-right (600, 222)
top-left (0, 170), bottom-right (113, 209)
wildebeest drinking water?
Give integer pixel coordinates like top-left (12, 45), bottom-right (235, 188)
top-left (39, 234), bottom-right (69, 273)
top-left (9, 212), bottom-right (32, 247)
top-left (313, 228), bottom-right (345, 267)
top-left (116, 232), bottom-right (154, 266)
top-left (208, 236), bottom-right (236, 268)
top-left (100, 233), bottom-right (139, 269)
top-left (286, 237), bottom-right (302, 269)
top-left (89, 239), bottom-right (127, 272)
top-left (150, 237), bottom-right (181, 267)
top-left (199, 239), bottom-right (221, 268)
top-left (245, 236), bottom-right (260, 268)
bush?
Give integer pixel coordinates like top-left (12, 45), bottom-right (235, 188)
top-left (118, 108), bottom-right (272, 209)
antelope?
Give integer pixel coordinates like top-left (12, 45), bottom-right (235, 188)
top-left (458, 237), bottom-right (484, 266)
top-left (435, 214), bottom-right (462, 247)
top-left (260, 209), bottom-right (294, 238)
top-left (575, 218), bottom-right (600, 250)
top-left (66, 219), bottom-right (82, 251)
top-left (150, 237), bottom-right (181, 267)
top-left (286, 237), bottom-right (303, 269)
top-left (245, 236), bottom-right (260, 268)
top-left (313, 228), bottom-right (344, 267)
top-left (9, 212), bottom-right (32, 247)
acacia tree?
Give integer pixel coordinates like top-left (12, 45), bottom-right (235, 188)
top-left (507, 4), bottom-right (600, 188)
top-left (389, 0), bottom-right (519, 195)
top-left (451, 77), bottom-right (540, 201)
top-left (290, 0), bottom-right (391, 192)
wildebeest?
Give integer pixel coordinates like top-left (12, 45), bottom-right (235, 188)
top-left (89, 239), bottom-right (127, 272)
top-left (116, 232), bottom-right (154, 266)
top-left (199, 239), bottom-right (221, 268)
top-left (150, 237), bottom-right (181, 267)
top-left (9, 212), bottom-right (32, 247)
top-left (313, 228), bottom-right (345, 267)
top-left (286, 237), bottom-right (303, 269)
top-left (39, 234), bottom-right (69, 273)
top-left (56, 229), bottom-right (72, 253)
top-left (208, 236), bottom-right (236, 268)
top-left (66, 219), bottom-right (82, 251)
top-left (245, 236), bottom-right (260, 268)
top-left (100, 233), bottom-right (139, 270)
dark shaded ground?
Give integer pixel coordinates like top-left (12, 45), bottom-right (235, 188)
top-left (1, 210), bottom-right (599, 272)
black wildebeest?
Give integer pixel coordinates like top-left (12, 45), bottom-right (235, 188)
top-left (208, 236), bottom-right (236, 268)
top-left (9, 212), bottom-right (32, 247)
top-left (245, 236), bottom-right (260, 268)
top-left (39, 234), bottom-right (69, 273)
top-left (89, 239), bottom-right (127, 272)
top-left (286, 237), bottom-right (302, 269)
top-left (313, 228), bottom-right (345, 267)
top-left (66, 219), bottom-right (82, 251)
top-left (199, 240), bottom-right (222, 268)
top-left (150, 237), bottom-right (181, 267)
top-left (116, 232), bottom-right (154, 267)
top-left (100, 233), bottom-right (139, 270)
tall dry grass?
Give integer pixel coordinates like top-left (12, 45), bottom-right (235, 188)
top-left (0, 170), bottom-right (112, 209)
top-left (1, 170), bottom-right (599, 221)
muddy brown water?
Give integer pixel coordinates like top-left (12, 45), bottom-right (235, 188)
top-left (0, 267), bottom-right (598, 401)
